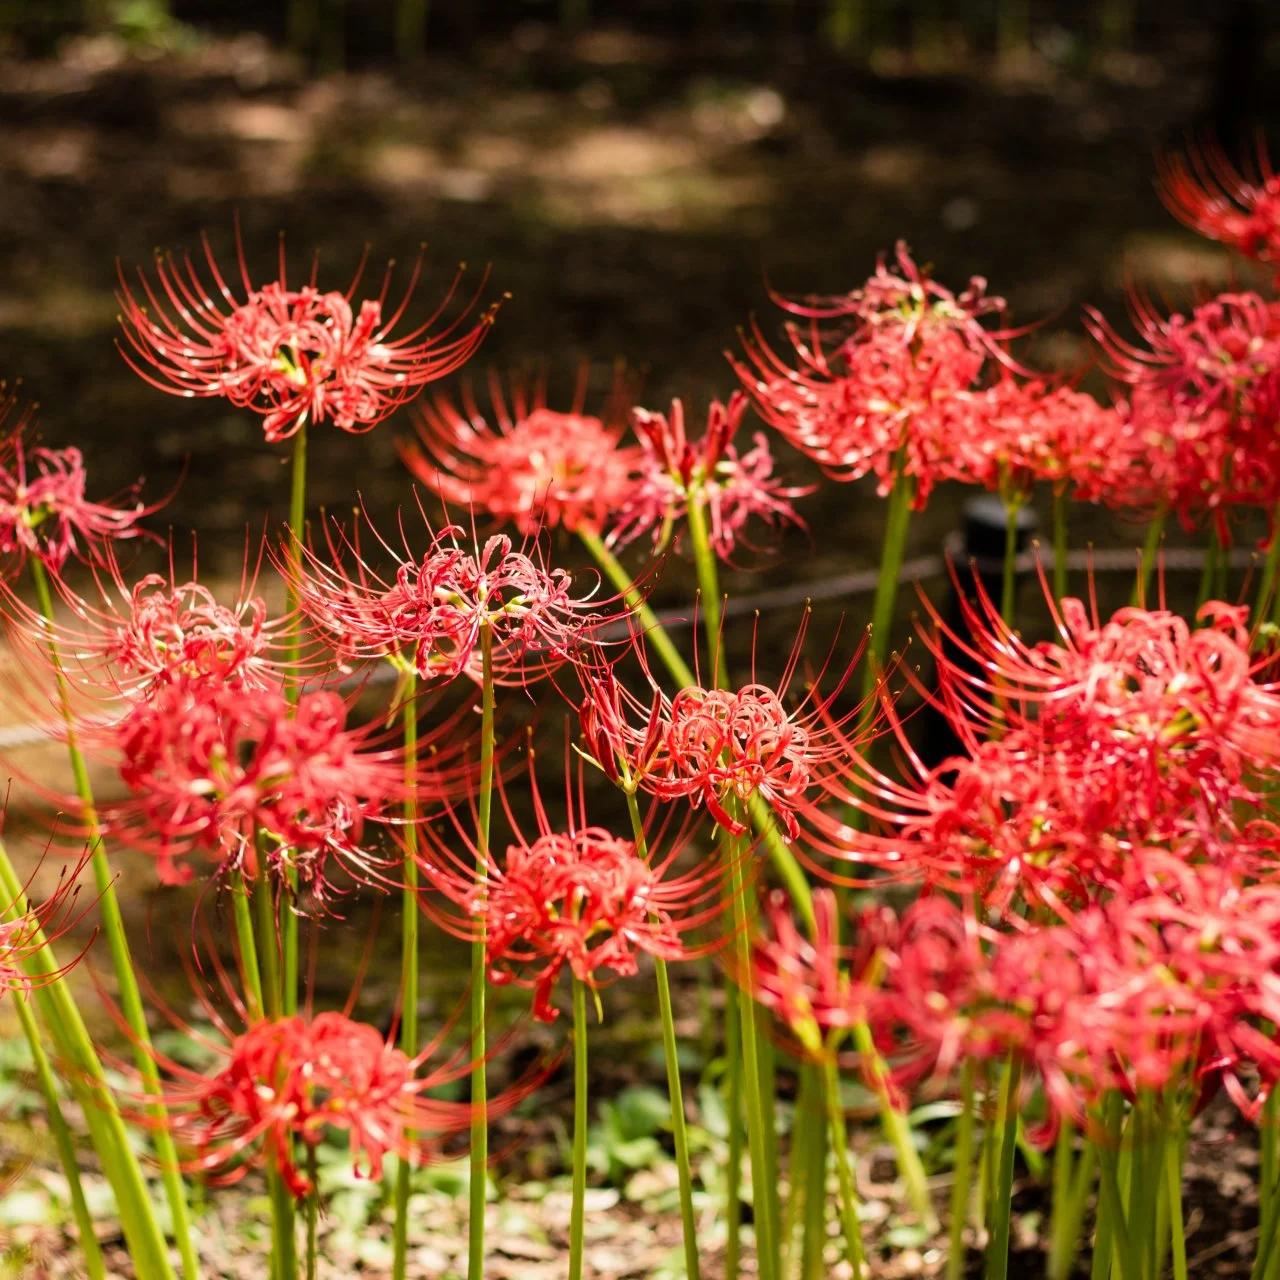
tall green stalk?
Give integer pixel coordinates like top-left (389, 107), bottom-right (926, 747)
top-left (253, 860), bottom-right (296, 1278)
top-left (1052, 487), bottom-right (1069, 604)
top-left (624, 789), bottom-right (700, 1280)
top-left (860, 463), bottom-right (915, 706)
top-left (947, 1059), bottom-right (977, 1280)
top-left (468, 624), bottom-right (496, 1280)
top-left (798, 1067), bottom-right (829, 1280)
top-left (568, 977), bottom-right (590, 1280)
top-left (1254, 502), bottom-right (1280, 623)
top-left (0, 844), bottom-right (174, 1280)
top-left (282, 421), bottom-right (309, 1020)
top-left (983, 1058), bottom-right (1024, 1280)
top-left (852, 1020), bottom-right (938, 1231)
top-left (1001, 499), bottom-right (1021, 627)
top-left (393, 673), bottom-right (420, 1280)
top-left (824, 1058), bottom-right (866, 1275)
top-left (1132, 510), bottom-right (1166, 606)
top-left (9, 932), bottom-right (107, 1280)
top-left (1197, 527), bottom-right (1223, 611)
top-left (685, 498), bottom-right (777, 1280)
top-left (28, 557), bottom-right (198, 1280)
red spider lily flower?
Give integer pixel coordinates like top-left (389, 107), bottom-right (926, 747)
top-left (418, 753), bottom-right (726, 1022)
top-left (117, 232), bottom-right (497, 442)
top-left (0, 846), bottom-right (97, 1000)
top-left (0, 540), bottom-right (292, 707)
top-left (156, 1012), bottom-right (493, 1198)
top-left (607, 393), bottom-right (811, 558)
top-left (1087, 290), bottom-right (1280, 529)
top-left (291, 509), bottom-right (624, 686)
top-left (938, 374), bottom-right (1128, 506)
top-left (732, 242), bottom-right (1024, 506)
top-left (0, 395), bottom-right (156, 574)
top-left (1157, 141), bottom-right (1280, 271)
top-left (94, 674), bottom-right (473, 897)
top-left (578, 613), bottom-right (871, 843)
top-left (400, 369), bottom-right (642, 536)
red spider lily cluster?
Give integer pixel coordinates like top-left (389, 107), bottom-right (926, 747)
top-left (14, 137), bottom-right (1280, 1280)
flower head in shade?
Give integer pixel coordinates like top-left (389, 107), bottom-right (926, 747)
top-left (578, 613), bottom-right (870, 842)
top-left (0, 395), bottom-right (154, 574)
top-left (400, 370), bottom-right (641, 536)
top-left (103, 676), bottom-right (444, 895)
top-left (117, 231), bottom-right (497, 442)
top-left (292, 511), bottom-right (621, 686)
top-left (732, 242), bottom-right (1018, 506)
top-left (1157, 142), bottom-right (1280, 271)
top-left (607, 393), bottom-right (811, 558)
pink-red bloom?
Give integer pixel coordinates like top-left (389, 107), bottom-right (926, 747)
top-left (0, 848), bottom-right (95, 1001)
top-left (1157, 142), bottom-right (1280, 274)
top-left (118, 234), bottom-right (496, 442)
top-left (419, 756), bottom-right (724, 1021)
top-left (102, 675), bottom-right (429, 894)
top-left (293, 513), bottom-right (620, 685)
top-left (144, 1009), bottom-right (492, 1199)
top-left (608, 393), bottom-right (810, 558)
top-left (1088, 290), bottom-right (1280, 529)
top-left (579, 617), bottom-right (869, 842)
top-left (733, 242), bottom-right (1021, 506)
top-left (401, 372), bottom-right (641, 536)
top-left (0, 397), bottom-right (154, 573)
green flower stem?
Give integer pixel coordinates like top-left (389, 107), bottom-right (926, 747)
top-left (823, 1057), bottom-right (866, 1277)
top-left (852, 1020), bottom-right (938, 1232)
top-left (1052, 487), bottom-right (1069, 604)
top-left (1048, 1116), bottom-right (1097, 1280)
top-left (252, 858), bottom-right (296, 1279)
top-left (1001, 499), bottom-right (1021, 627)
top-left (306, 1145), bottom-right (320, 1280)
top-left (1132, 510), bottom-right (1166, 606)
top-left (1255, 503), bottom-right (1280, 622)
top-left (685, 499), bottom-right (729, 690)
top-left (947, 1058), bottom-right (977, 1280)
top-left (28, 556), bottom-right (198, 1280)
top-left (9, 931), bottom-right (107, 1280)
top-left (1197, 527), bottom-right (1223, 611)
top-left (798, 1066), bottom-right (829, 1280)
top-left (393, 673), bottom-right (420, 1280)
top-left (282, 421), bottom-right (309, 1022)
top-left (0, 842), bottom-right (175, 1280)
top-left (468, 624), bottom-right (495, 1280)
top-left (726, 820), bottom-right (777, 1280)
top-left (759, 1007), bottom-right (782, 1280)
top-left (578, 527), bottom-right (815, 933)
top-left (230, 872), bottom-right (264, 1020)
top-left (724, 989), bottom-right (742, 1280)
top-left (983, 1057), bottom-right (1023, 1280)
top-left (624, 790), bottom-right (700, 1280)
top-left (1092, 1094), bottom-right (1132, 1280)
top-left (859, 462), bottom-right (915, 706)
top-left (568, 977), bottom-right (589, 1280)
top-left (576, 527), bottom-right (697, 689)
